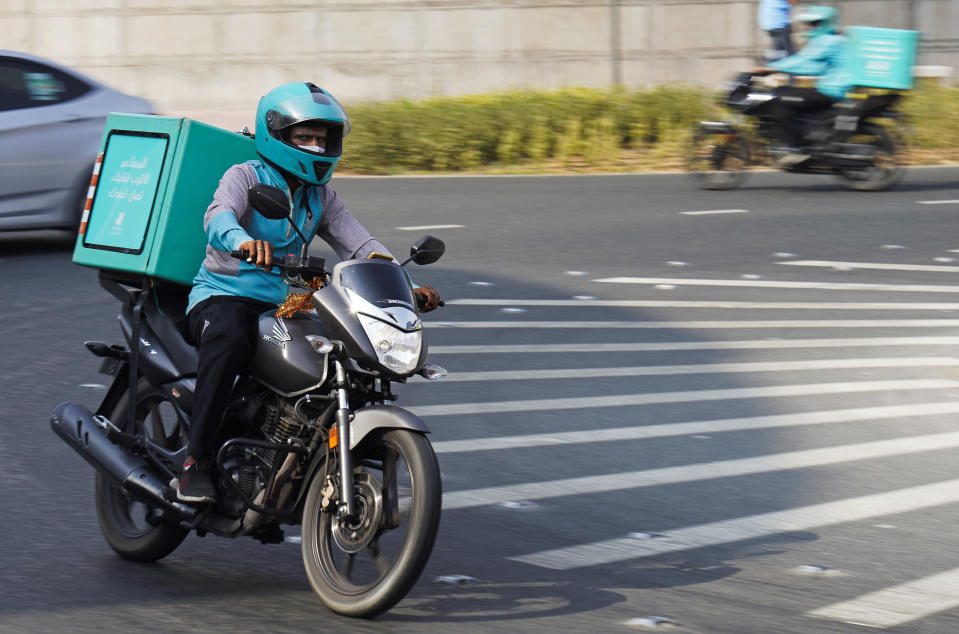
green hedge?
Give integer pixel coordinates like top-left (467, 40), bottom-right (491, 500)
top-left (337, 83), bottom-right (959, 174)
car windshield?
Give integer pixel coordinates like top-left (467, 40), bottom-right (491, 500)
top-left (339, 260), bottom-right (416, 312)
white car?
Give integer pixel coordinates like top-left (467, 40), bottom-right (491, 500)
top-left (0, 50), bottom-right (153, 232)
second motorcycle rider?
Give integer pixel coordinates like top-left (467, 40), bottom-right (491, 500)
top-left (174, 81), bottom-right (442, 502)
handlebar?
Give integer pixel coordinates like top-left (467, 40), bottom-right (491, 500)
top-left (231, 249), bottom-right (444, 308)
top-left (415, 293), bottom-right (445, 309)
top-left (230, 249), bottom-right (326, 278)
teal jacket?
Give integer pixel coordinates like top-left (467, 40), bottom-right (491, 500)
top-left (768, 32), bottom-right (853, 99)
top-left (188, 160), bottom-right (391, 312)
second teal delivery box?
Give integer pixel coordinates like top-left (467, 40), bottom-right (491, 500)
top-left (73, 114), bottom-right (257, 286)
top-left (844, 26), bottom-right (920, 90)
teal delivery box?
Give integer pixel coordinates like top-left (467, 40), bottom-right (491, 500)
top-left (844, 26), bottom-right (920, 90)
top-left (73, 114), bottom-right (257, 286)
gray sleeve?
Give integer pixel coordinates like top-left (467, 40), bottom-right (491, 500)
top-left (199, 164), bottom-right (258, 274)
top-left (316, 186), bottom-right (393, 261)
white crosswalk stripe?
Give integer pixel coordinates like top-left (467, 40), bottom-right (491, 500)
top-left (443, 430), bottom-right (959, 510)
top-left (431, 401), bottom-right (959, 453)
top-left (808, 567), bottom-right (959, 628)
top-left (445, 298), bottom-right (959, 310)
top-left (427, 319), bottom-right (959, 329)
top-left (429, 336), bottom-right (959, 354)
top-left (432, 357), bottom-right (959, 382)
top-left (507, 477), bottom-right (959, 570)
top-left (409, 379), bottom-right (959, 417)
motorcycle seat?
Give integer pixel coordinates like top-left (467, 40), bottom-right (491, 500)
top-left (142, 287), bottom-right (199, 377)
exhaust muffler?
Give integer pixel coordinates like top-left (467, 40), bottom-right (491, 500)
top-left (50, 402), bottom-right (197, 521)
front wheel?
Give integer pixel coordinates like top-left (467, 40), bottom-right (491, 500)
top-left (94, 378), bottom-right (189, 562)
top-left (836, 123), bottom-right (904, 191)
top-left (302, 429), bottom-right (441, 617)
top-left (685, 125), bottom-right (751, 190)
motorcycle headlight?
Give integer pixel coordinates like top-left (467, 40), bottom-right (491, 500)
top-left (357, 313), bottom-right (422, 375)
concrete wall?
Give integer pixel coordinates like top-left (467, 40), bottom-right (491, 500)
top-left (3, 1), bottom-right (956, 131)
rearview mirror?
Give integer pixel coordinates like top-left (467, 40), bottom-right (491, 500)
top-left (408, 235), bottom-right (445, 266)
top-left (248, 183), bottom-right (292, 220)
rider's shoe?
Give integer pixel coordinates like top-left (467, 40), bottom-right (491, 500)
top-left (171, 463), bottom-right (216, 503)
top-left (773, 150), bottom-right (810, 168)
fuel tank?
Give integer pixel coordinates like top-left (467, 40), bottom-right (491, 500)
top-left (252, 313), bottom-right (330, 397)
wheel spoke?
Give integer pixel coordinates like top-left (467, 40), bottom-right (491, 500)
top-left (343, 551), bottom-right (355, 581)
top-left (368, 540), bottom-right (390, 575)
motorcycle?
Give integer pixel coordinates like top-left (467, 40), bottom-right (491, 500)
top-left (686, 71), bottom-right (908, 191)
top-left (50, 183), bottom-right (447, 618)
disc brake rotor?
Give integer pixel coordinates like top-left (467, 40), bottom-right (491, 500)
top-left (331, 471), bottom-right (384, 553)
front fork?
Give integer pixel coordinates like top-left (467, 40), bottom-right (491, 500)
top-left (334, 360), bottom-right (357, 518)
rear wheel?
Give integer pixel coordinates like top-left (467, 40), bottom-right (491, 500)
top-left (302, 429), bottom-right (441, 617)
top-left (94, 378), bottom-right (189, 562)
top-left (686, 126), bottom-right (751, 190)
top-left (836, 123), bottom-right (904, 191)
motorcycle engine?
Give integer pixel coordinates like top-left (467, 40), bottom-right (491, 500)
top-left (218, 388), bottom-right (310, 518)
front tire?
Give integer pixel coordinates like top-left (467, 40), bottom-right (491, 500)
top-left (302, 429), bottom-right (441, 617)
top-left (94, 378), bottom-right (189, 562)
top-left (686, 125), bottom-right (751, 190)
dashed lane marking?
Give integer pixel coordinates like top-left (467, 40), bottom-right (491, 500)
top-left (592, 277), bottom-right (959, 293)
top-left (679, 209), bottom-right (750, 215)
top-left (394, 224), bottom-right (464, 230)
top-left (779, 260), bottom-right (959, 273)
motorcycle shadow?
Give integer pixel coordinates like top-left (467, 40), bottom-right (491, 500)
top-left (737, 165), bottom-right (959, 193)
top-left (386, 530), bottom-right (817, 624)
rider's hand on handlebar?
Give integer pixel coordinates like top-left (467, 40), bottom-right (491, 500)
top-left (237, 239), bottom-right (274, 272)
top-left (413, 286), bottom-right (442, 312)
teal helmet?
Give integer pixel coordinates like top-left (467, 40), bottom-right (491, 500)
top-left (795, 5), bottom-right (840, 38)
top-left (254, 82), bottom-right (351, 185)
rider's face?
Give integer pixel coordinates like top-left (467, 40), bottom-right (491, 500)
top-left (289, 124), bottom-right (328, 152)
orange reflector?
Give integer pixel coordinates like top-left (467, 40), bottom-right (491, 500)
top-left (329, 425), bottom-right (339, 449)
top-left (78, 152), bottom-right (104, 236)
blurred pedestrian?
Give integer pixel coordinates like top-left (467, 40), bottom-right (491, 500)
top-left (758, 0), bottom-right (797, 62)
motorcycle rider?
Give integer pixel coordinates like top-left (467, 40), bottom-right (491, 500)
top-left (753, 5), bottom-right (853, 166)
top-left (173, 82), bottom-right (441, 502)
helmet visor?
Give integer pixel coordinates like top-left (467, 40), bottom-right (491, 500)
top-left (263, 92), bottom-right (351, 136)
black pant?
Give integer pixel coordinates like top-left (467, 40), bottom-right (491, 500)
top-left (767, 86), bottom-right (836, 146)
top-left (185, 296), bottom-right (274, 461)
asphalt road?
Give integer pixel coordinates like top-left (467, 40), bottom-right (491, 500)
top-left (3, 167), bottom-right (959, 633)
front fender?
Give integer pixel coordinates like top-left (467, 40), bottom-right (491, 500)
top-left (350, 404), bottom-right (430, 450)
